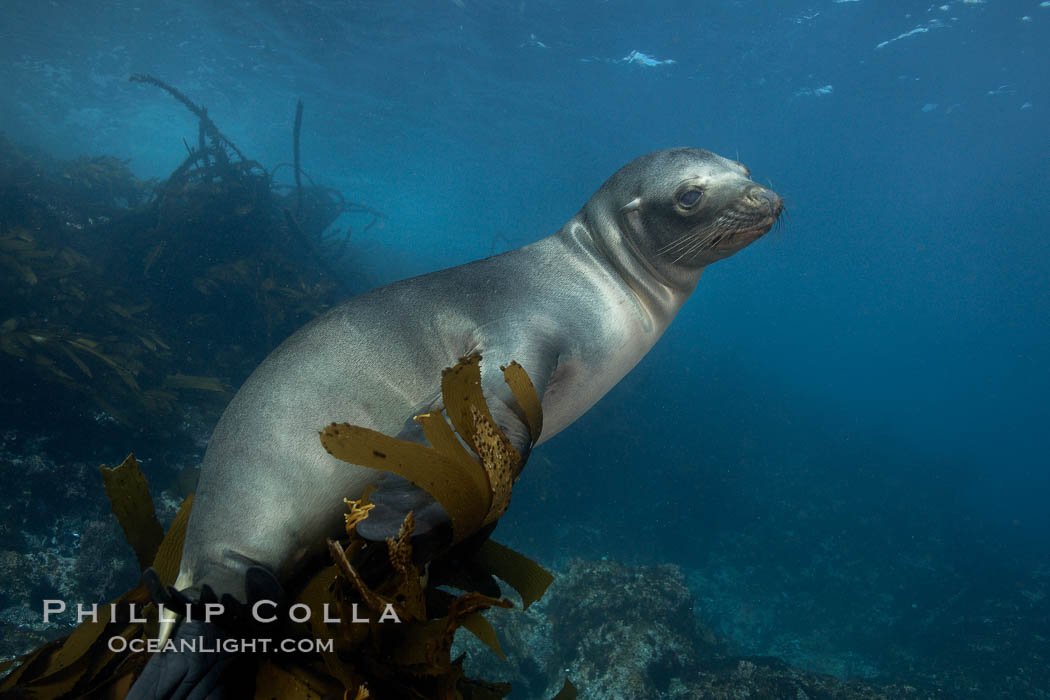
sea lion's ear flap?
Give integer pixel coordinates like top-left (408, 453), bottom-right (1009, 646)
top-left (619, 197), bottom-right (645, 240)
top-left (619, 197), bottom-right (641, 213)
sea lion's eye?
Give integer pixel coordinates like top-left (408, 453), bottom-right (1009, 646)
top-left (677, 188), bottom-right (703, 209)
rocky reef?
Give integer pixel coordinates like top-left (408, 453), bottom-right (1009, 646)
top-left (0, 430), bottom-right (185, 664)
top-left (458, 558), bottom-right (925, 699)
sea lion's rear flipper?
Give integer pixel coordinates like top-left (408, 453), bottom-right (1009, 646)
top-left (126, 619), bottom-right (248, 700)
top-left (127, 566), bottom-right (281, 699)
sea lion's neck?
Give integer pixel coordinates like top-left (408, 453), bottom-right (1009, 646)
top-left (555, 213), bottom-right (696, 334)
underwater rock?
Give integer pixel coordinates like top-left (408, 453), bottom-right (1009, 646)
top-left (0, 435), bottom-right (164, 663)
top-left (0, 509), bottom-right (139, 664)
top-left (458, 558), bottom-right (924, 699)
top-left (74, 519), bottom-right (139, 601)
top-left (543, 560), bottom-right (706, 697)
top-left (458, 559), bottom-right (712, 699)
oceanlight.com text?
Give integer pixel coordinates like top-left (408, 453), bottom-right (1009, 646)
top-left (107, 635), bottom-right (335, 655)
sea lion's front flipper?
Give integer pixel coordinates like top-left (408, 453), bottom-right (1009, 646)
top-left (356, 390), bottom-right (450, 547)
top-left (356, 352), bottom-right (551, 550)
top-left (357, 471), bottom-right (452, 554)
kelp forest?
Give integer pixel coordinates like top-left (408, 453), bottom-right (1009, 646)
top-left (0, 74), bottom-right (384, 439)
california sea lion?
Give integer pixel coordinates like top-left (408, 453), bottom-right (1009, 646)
top-left (130, 147), bottom-right (782, 697)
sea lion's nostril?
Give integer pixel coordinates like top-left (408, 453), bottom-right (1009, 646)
top-left (748, 187), bottom-right (782, 217)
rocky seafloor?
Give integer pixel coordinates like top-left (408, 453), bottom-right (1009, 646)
top-left (2, 432), bottom-right (1047, 699)
top-left (0, 424), bottom-right (204, 660)
top-left (457, 558), bottom-right (927, 699)
top-left (457, 554), bottom-right (1049, 699)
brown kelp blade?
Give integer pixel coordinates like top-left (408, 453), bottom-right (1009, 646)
top-left (100, 453), bottom-right (164, 571)
top-left (152, 494), bottom-right (195, 584)
top-left (461, 612), bottom-right (508, 661)
top-left (502, 360), bottom-right (543, 444)
top-left (440, 354), bottom-right (489, 455)
top-left (552, 678), bottom-right (579, 699)
top-left (473, 539), bottom-right (554, 611)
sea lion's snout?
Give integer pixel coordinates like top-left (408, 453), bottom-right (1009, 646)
top-left (730, 181), bottom-right (783, 240)
top-left (688, 179), bottom-right (782, 263)
top-left (745, 185), bottom-right (783, 220)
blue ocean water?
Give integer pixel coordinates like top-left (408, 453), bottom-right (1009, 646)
top-left (3, 0), bottom-right (1048, 693)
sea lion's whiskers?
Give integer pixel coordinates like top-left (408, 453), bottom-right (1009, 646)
top-left (661, 217), bottom-right (736, 255)
top-left (685, 229), bottom-right (730, 264)
top-left (671, 225), bottom-right (724, 264)
top-left (659, 219), bottom-right (728, 257)
top-left (768, 206), bottom-right (787, 237)
top-left (671, 220), bottom-right (732, 264)
top-left (667, 228), bottom-right (718, 263)
top-left (689, 218), bottom-right (744, 260)
top-left (657, 228), bottom-right (707, 255)
top-left (656, 233), bottom-right (694, 255)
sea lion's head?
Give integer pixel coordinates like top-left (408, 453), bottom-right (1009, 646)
top-left (584, 147), bottom-right (782, 291)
